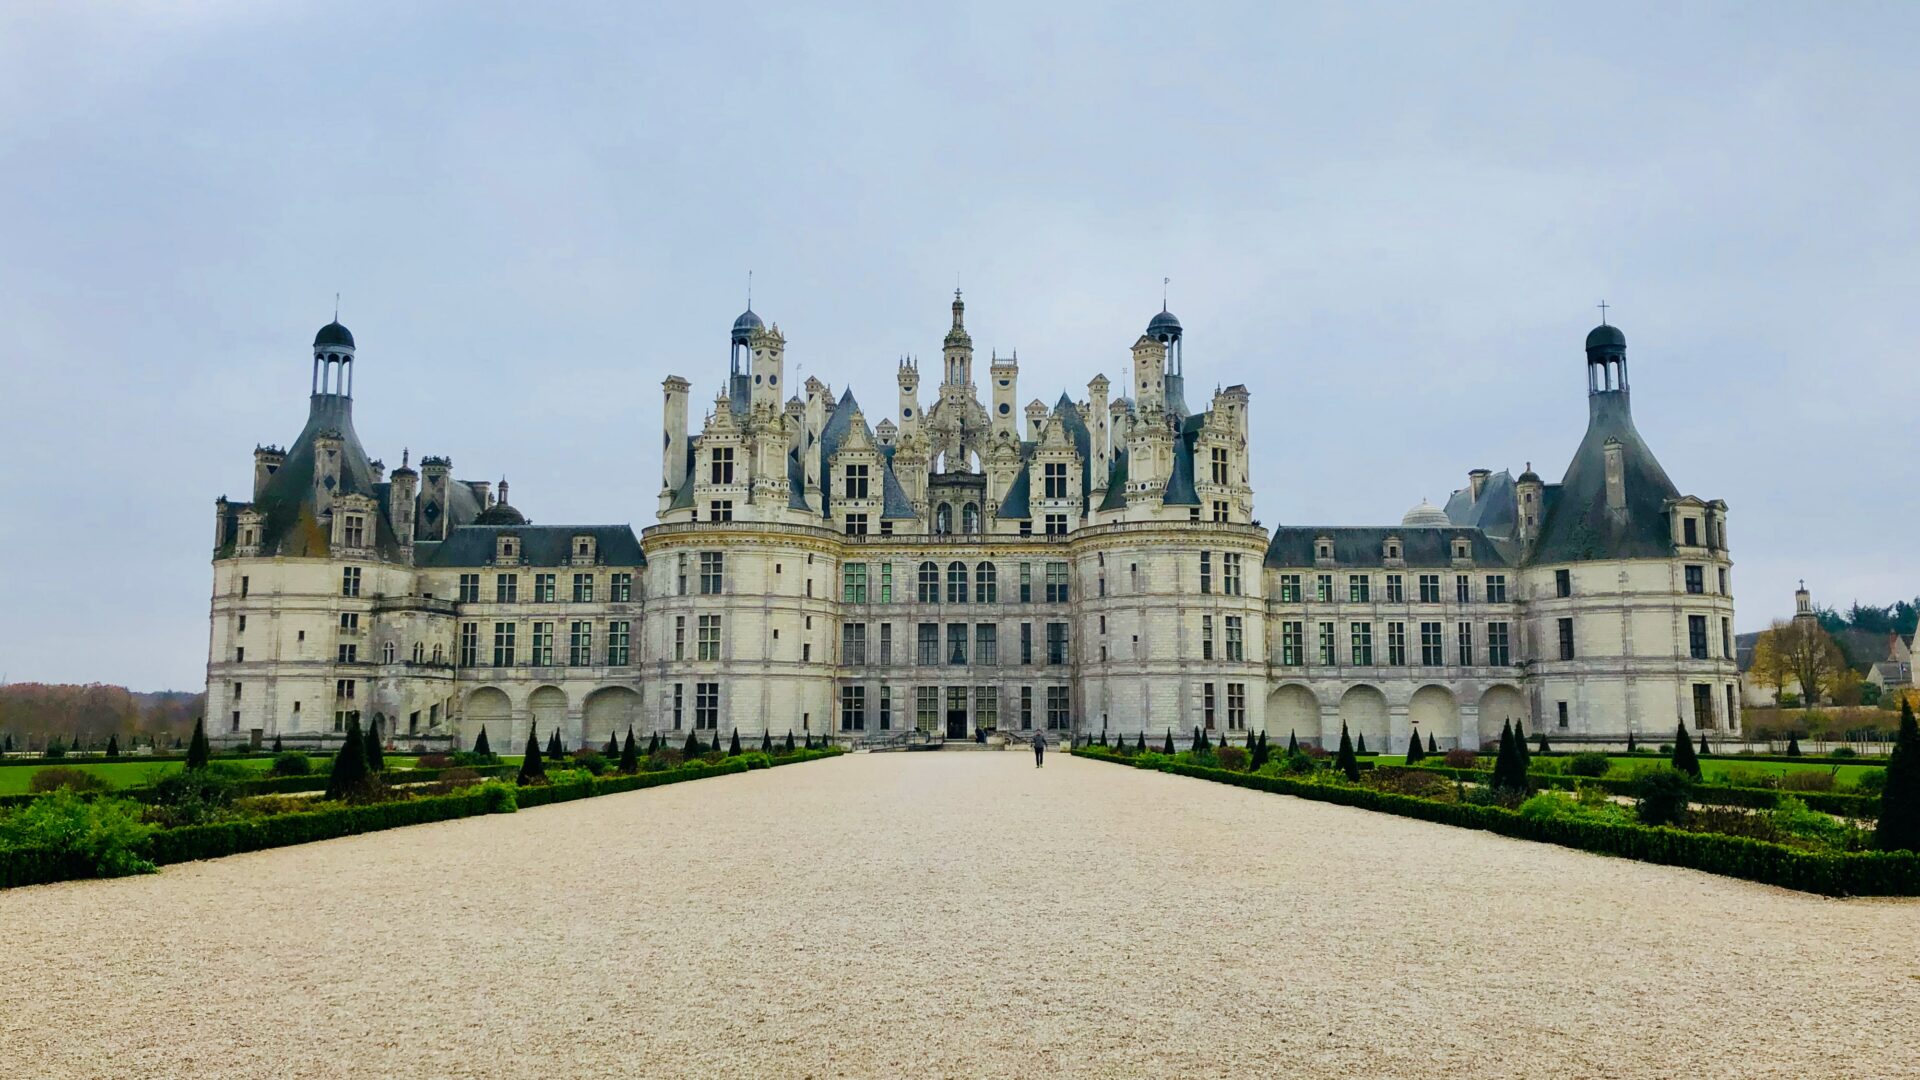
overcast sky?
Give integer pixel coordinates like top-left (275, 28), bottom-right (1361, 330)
top-left (3, 3), bottom-right (1915, 690)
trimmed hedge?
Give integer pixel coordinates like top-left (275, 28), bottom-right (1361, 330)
top-left (0, 845), bottom-right (109, 890)
top-left (0, 763), bottom-right (520, 809)
top-left (1404, 763), bottom-right (1876, 818)
top-left (1075, 748), bottom-right (1920, 896)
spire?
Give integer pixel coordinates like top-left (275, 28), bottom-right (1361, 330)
top-left (952, 288), bottom-right (965, 330)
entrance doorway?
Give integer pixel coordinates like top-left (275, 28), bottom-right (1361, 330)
top-left (945, 686), bottom-right (968, 739)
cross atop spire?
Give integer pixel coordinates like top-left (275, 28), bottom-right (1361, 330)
top-left (1597, 300), bottom-right (1610, 325)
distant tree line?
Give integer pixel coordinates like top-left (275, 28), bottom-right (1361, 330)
top-left (0, 683), bottom-right (205, 752)
top-left (1814, 598), bottom-right (1920, 642)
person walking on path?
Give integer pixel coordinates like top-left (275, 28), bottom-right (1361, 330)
top-left (1033, 732), bottom-right (1046, 768)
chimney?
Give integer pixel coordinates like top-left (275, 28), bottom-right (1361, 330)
top-left (1468, 468), bottom-right (1490, 502)
top-left (1602, 438), bottom-right (1626, 517)
top-left (253, 446), bottom-right (285, 499)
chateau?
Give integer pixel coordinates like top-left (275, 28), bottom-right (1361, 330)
top-left (205, 295), bottom-right (1739, 752)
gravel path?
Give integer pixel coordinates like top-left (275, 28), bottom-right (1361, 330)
top-left (3, 753), bottom-right (1916, 1078)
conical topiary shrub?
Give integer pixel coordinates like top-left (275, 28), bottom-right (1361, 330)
top-left (106, 734), bottom-right (120, 758)
top-left (1514, 720), bottom-right (1529, 773)
top-left (730, 729), bottom-right (742, 756)
top-left (547, 729), bottom-right (563, 759)
top-left (475, 726), bottom-right (493, 757)
top-left (1163, 729), bottom-right (1176, 755)
top-left (1355, 731), bottom-right (1368, 755)
top-left (1698, 731), bottom-right (1711, 757)
top-left (620, 727), bottom-right (639, 774)
top-left (326, 715), bottom-right (371, 800)
top-left (685, 731), bottom-right (702, 757)
top-left (1135, 732), bottom-right (1146, 753)
top-left (1625, 731), bottom-right (1637, 754)
top-left (762, 729), bottom-right (773, 752)
top-left (364, 716), bottom-right (385, 773)
top-left (1336, 724), bottom-right (1359, 782)
top-left (1427, 732), bottom-right (1437, 754)
top-left (1875, 698), bottom-right (1920, 852)
top-left (1490, 718), bottom-right (1526, 793)
top-left (1671, 722), bottom-right (1701, 779)
top-left (647, 732), bottom-right (660, 754)
top-left (605, 733), bottom-right (619, 757)
top-left (185, 717), bottom-right (211, 771)
top-left (518, 725), bottom-right (547, 785)
top-left (1287, 730), bottom-right (1299, 755)
top-left (1786, 734), bottom-right (1802, 756)
top-left (785, 731), bottom-right (796, 752)
top-left (1405, 730), bottom-right (1425, 764)
top-left (1536, 733), bottom-right (1550, 755)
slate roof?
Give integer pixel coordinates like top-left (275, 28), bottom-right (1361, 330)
top-left (997, 461), bottom-right (1032, 519)
top-left (1444, 469), bottom-right (1518, 539)
top-left (416, 524), bottom-right (645, 568)
top-left (1264, 526), bottom-right (1517, 569)
top-left (1530, 389), bottom-right (1682, 563)
top-left (1098, 449), bottom-right (1129, 512)
top-left (229, 395), bottom-right (401, 559)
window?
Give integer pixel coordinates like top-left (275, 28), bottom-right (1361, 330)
top-left (535, 573), bottom-right (556, 602)
top-left (1046, 622), bottom-right (1068, 665)
top-left (1693, 683), bottom-right (1715, 729)
top-left (1200, 552), bottom-right (1212, 594)
top-left (1485, 574), bottom-right (1507, 603)
top-left (1456, 575), bottom-right (1471, 603)
top-left (336, 678), bottom-right (355, 700)
top-left (1557, 617), bottom-right (1575, 660)
top-left (1685, 566), bottom-right (1704, 595)
top-left (1204, 682), bottom-right (1216, 729)
top-left (880, 622), bottom-right (893, 665)
top-left (1348, 574), bottom-right (1370, 602)
top-left (948, 624), bottom-right (968, 665)
top-left (1222, 554), bottom-right (1243, 596)
top-left (699, 552), bottom-right (724, 595)
top-left (1279, 574), bottom-right (1302, 602)
top-left (1044, 512), bottom-right (1067, 536)
top-left (676, 555), bottom-right (688, 597)
top-left (976, 624), bottom-right (998, 665)
top-left (1020, 686), bottom-right (1035, 730)
top-left (336, 643), bottom-right (358, 663)
top-left (1315, 574), bottom-right (1332, 602)
top-left (1557, 701), bottom-right (1569, 729)
top-left (1226, 683), bottom-right (1246, 730)
top-left (1226, 616), bottom-right (1245, 661)
top-left (879, 685), bottom-right (893, 730)
top-left (1555, 569), bottom-right (1572, 598)
top-left (1210, 447), bottom-right (1229, 485)
top-left (496, 573), bottom-right (518, 603)
top-left (1046, 686), bottom-right (1070, 730)
top-left (1318, 622), bottom-right (1336, 665)
top-left (840, 685), bottom-right (866, 731)
top-left (1021, 622), bottom-right (1034, 665)
top-left (1688, 615), bottom-right (1709, 660)
top-left (458, 573), bottom-right (481, 603)
top-left (1457, 622), bottom-right (1473, 665)
top-left (918, 561), bottom-right (940, 603)
top-left (1202, 615), bottom-right (1214, 660)
top-left (1727, 685), bottom-right (1738, 731)
top-left (339, 612), bottom-right (360, 632)
top-left (1418, 574), bottom-right (1441, 603)
top-left (844, 463), bottom-right (869, 500)
top-left (975, 686), bottom-right (998, 729)
top-left (610, 573), bottom-right (632, 602)
top-left (235, 646), bottom-right (245, 662)
top-left (917, 687), bottom-right (940, 733)
top-left (1387, 621), bottom-right (1407, 665)
top-left (1044, 462), bottom-right (1068, 499)
top-left (1019, 563), bottom-right (1033, 603)
top-left (1487, 621), bottom-right (1511, 665)
top-left (240, 575), bottom-right (249, 597)
top-left (334, 710), bottom-right (359, 732)
top-left (343, 514), bottom-right (365, 548)
top-left (564, 621), bottom-right (590, 666)
top-left (411, 642), bottom-right (423, 663)
top-left (917, 623), bottom-right (939, 665)
top-left (710, 446), bottom-right (734, 484)
top-left (1683, 517), bottom-right (1698, 546)
top-left (493, 622), bottom-right (516, 666)
top-left (695, 683), bottom-right (719, 730)
top-left (341, 566), bottom-right (361, 598)
top-left (1349, 622), bottom-right (1372, 665)
top-left (459, 622), bottom-right (479, 667)
top-left (1420, 621), bottom-right (1444, 665)
top-left (572, 573), bottom-right (594, 603)
top-left (843, 564), bottom-right (869, 603)
top-left (237, 615), bottom-right (246, 633)
top-left (531, 622), bottom-right (554, 666)
top-left (947, 562), bottom-right (969, 604)
top-left (697, 615), bottom-right (721, 661)
top-left (844, 513), bottom-right (869, 536)
top-left (1045, 562), bottom-right (1069, 603)
top-left (1721, 618), bottom-right (1732, 659)
top-left (1385, 574), bottom-right (1405, 603)
top-left (881, 562), bottom-right (894, 603)
top-left (673, 616), bottom-right (686, 660)
top-left (672, 683), bottom-right (684, 729)
top-left (1718, 568), bottom-right (1728, 595)
top-left (976, 562), bottom-right (997, 603)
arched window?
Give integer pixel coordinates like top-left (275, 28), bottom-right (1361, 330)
top-left (947, 561), bottom-right (969, 604)
top-left (381, 641), bottom-right (396, 664)
top-left (935, 504), bottom-right (953, 534)
top-left (918, 561), bottom-right (940, 603)
top-left (962, 502), bottom-right (980, 533)
top-left (976, 561), bottom-right (997, 603)
top-left (432, 644), bottom-right (444, 663)
top-left (412, 642), bottom-right (425, 663)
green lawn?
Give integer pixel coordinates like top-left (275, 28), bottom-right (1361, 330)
top-left (1376, 754), bottom-right (1882, 788)
top-left (0, 756), bottom-right (429, 795)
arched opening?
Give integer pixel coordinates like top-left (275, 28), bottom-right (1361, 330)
top-left (529, 685), bottom-right (569, 752)
top-left (1479, 685), bottom-right (1526, 750)
top-left (946, 561), bottom-right (969, 604)
top-left (1337, 685), bottom-right (1388, 752)
top-left (1267, 684), bottom-right (1320, 747)
top-left (465, 687), bottom-right (511, 751)
top-left (975, 561), bottom-right (997, 602)
top-left (935, 504), bottom-right (953, 534)
top-left (1408, 685), bottom-right (1459, 750)
top-left (584, 686), bottom-right (641, 747)
top-left (962, 502), bottom-right (980, 533)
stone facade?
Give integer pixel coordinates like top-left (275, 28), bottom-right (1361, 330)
top-left (205, 303), bottom-right (1738, 751)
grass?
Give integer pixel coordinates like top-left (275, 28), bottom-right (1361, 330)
top-left (1375, 754), bottom-right (1882, 787)
top-left (0, 756), bottom-right (426, 795)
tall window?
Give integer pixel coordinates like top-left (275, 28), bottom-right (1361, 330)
top-left (572, 573), bottom-right (593, 602)
top-left (843, 563), bottom-right (869, 603)
top-left (607, 621), bottom-right (630, 665)
top-left (341, 566), bottom-right (361, 597)
top-left (671, 684), bottom-right (683, 729)
top-left (1418, 574), bottom-right (1441, 603)
top-left (1387, 621), bottom-right (1407, 665)
top-left (1487, 621), bottom-right (1510, 665)
top-left (710, 447), bottom-right (734, 484)
top-left (844, 463), bottom-right (869, 500)
top-left (343, 514), bottom-right (365, 548)
top-left (840, 686), bottom-right (866, 731)
top-left (879, 685), bottom-right (892, 730)
top-left (1721, 618), bottom-right (1732, 660)
top-left (1020, 686), bottom-right (1035, 730)
top-left (1019, 563), bottom-right (1033, 603)
top-left (459, 622), bottom-right (479, 667)
top-left (1485, 574), bottom-right (1507, 603)
top-left (1281, 621), bottom-right (1304, 666)
top-left (1202, 615), bottom-right (1214, 660)
top-left (1688, 615), bottom-right (1709, 659)
top-left (918, 561), bottom-right (940, 603)
top-left (1200, 552), bottom-right (1212, 594)
top-left (976, 624), bottom-right (998, 665)
top-left (458, 573), bottom-right (481, 603)
top-left (881, 562), bottom-right (894, 603)
top-left (535, 573), bottom-right (556, 602)
top-left (1225, 616), bottom-right (1245, 661)
top-left (1046, 686), bottom-right (1070, 730)
top-left (336, 643), bottom-right (357, 663)
top-left (1318, 622), bottom-right (1336, 665)
top-left (1278, 574), bottom-right (1302, 602)
top-left (1226, 683), bottom-right (1246, 730)
top-left (569, 621), bottom-right (593, 666)
top-left (531, 621), bottom-right (554, 666)
top-left (1348, 574), bottom-right (1370, 602)
top-left (1457, 622), bottom-right (1473, 666)
top-left (1685, 566), bottom-right (1704, 595)
top-left (1456, 574), bottom-right (1471, 603)
top-left (1210, 446), bottom-right (1229, 484)
top-left (975, 686), bottom-right (998, 729)
top-left (697, 615), bottom-right (721, 661)
top-left (1021, 622), bottom-right (1033, 665)
top-left (976, 562), bottom-right (997, 603)
top-left (917, 623), bottom-right (939, 665)
top-left (1043, 462), bottom-right (1068, 499)
top-left (1419, 621), bottom-right (1443, 665)
top-left (1349, 621), bottom-right (1372, 665)
top-left (492, 622), bottom-right (516, 667)
top-left (1046, 622), bottom-right (1068, 665)
top-left (1555, 569), bottom-right (1572, 598)
top-left (1315, 574), bottom-right (1332, 602)
top-left (496, 573), bottom-right (518, 603)
top-left (1557, 617), bottom-right (1575, 660)
top-left (1223, 554), bottom-right (1243, 596)
top-left (694, 683), bottom-right (719, 730)
top-left (947, 562), bottom-right (969, 604)
top-left (1045, 562), bottom-right (1070, 603)
top-left (699, 552), bottom-right (724, 595)
top-left (673, 616), bottom-right (686, 661)
top-left (610, 573), bottom-right (632, 602)
top-left (1385, 574), bottom-right (1405, 603)
top-left (1204, 683), bottom-right (1216, 729)
top-left (948, 623), bottom-right (968, 665)
top-left (880, 622), bottom-right (893, 664)
top-left (917, 687), bottom-right (939, 733)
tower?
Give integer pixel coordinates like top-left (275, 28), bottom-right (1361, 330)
top-left (897, 358), bottom-right (921, 436)
top-left (389, 450), bottom-right (417, 549)
top-left (750, 322), bottom-right (785, 412)
top-left (729, 305), bottom-right (763, 413)
top-left (942, 290), bottom-right (973, 392)
top-left (662, 375), bottom-right (691, 514)
top-left (990, 352), bottom-right (1019, 441)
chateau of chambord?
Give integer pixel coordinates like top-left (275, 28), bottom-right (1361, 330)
top-left (205, 293), bottom-right (1739, 753)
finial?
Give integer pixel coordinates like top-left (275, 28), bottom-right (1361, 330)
top-left (1597, 299), bottom-right (1609, 325)
top-left (747, 269), bottom-right (753, 311)
top-left (1162, 276), bottom-right (1169, 311)
top-left (402, 448), bottom-right (409, 467)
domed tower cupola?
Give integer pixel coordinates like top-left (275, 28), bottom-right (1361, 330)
top-left (312, 319), bottom-right (356, 400)
top-left (1585, 308), bottom-right (1628, 395)
top-left (1148, 302), bottom-right (1187, 418)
